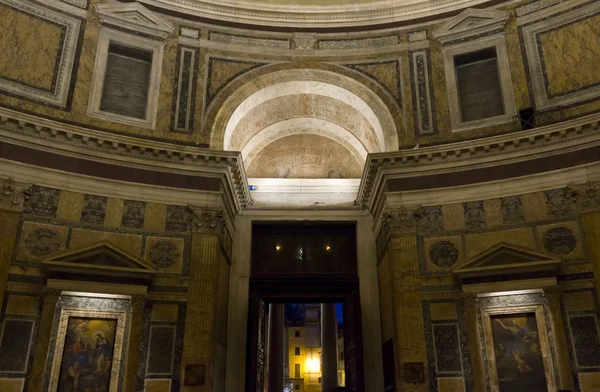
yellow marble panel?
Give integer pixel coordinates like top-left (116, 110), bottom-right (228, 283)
top-left (69, 228), bottom-right (142, 257)
top-left (0, 5), bottom-right (63, 90)
top-left (144, 379), bottom-right (171, 392)
top-left (424, 236), bottom-right (463, 272)
top-left (465, 228), bottom-right (534, 258)
top-left (17, 222), bottom-right (68, 261)
top-left (145, 236), bottom-right (184, 273)
top-left (430, 302), bottom-right (457, 321)
top-left (521, 192), bottom-right (549, 222)
top-left (536, 221), bottom-right (585, 260)
top-left (483, 199), bottom-right (503, 227)
top-left (5, 294), bottom-right (39, 316)
top-left (437, 377), bottom-right (465, 392)
top-left (104, 198), bottom-right (124, 228)
top-left (378, 253), bottom-right (394, 342)
top-left (579, 372), bottom-right (600, 392)
top-left (0, 378), bottom-right (24, 392)
top-left (539, 15), bottom-right (600, 96)
top-left (56, 191), bottom-right (84, 222)
top-left (143, 202), bottom-right (167, 232)
top-left (563, 291), bottom-right (595, 312)
top-left (442, 204), bottom-right (465, 232)
top-left (152, 303), bottom-right (179, 322)
top-left (505, 17), bottom-right (530, 110)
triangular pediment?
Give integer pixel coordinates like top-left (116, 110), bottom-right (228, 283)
top-left (42, 240), bottom-right (156, 279)
top-left (453, 242), bottom-right (560, 279)
top-left (96, 3), bottom-right (174, 39)
top-left (433, 9), bottom-right (510, 44)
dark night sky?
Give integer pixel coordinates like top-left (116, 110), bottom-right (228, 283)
top-left (336, 303), bottom-right (343, 323)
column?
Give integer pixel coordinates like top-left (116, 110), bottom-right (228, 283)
top-left (27, 288), bottom-right (61, 392)
top-left (124, 295), bottom-right (147, 392)
top-left (268, 304), bottom-right (284, 392)
top-left (0, 178), bottom-right (30, 308)
top-left (321, 302), bottom-right (338, 391)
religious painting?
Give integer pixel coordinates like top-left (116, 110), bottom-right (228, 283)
top-left (48, 308), bottom-right (127, 392)
top-left (490, 313), bottom-right (546, 392)
top-left (57, 317), bottom-right (117, 392)
top-left (481, 305), bottom-right (555, 392)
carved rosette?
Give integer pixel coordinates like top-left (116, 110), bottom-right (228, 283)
top-left (0, 177), bottom-right (32, 212)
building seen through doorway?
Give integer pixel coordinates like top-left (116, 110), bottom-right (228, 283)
top-left (274, 303), bottom-right (345, 392)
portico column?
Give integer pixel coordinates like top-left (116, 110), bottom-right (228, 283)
top-left (268, 304), bottom-right (284, 392)
top-left (321, 302), bottom-right (338, 391)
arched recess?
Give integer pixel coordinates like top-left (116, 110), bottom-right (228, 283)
top-left (206, 65), bottom-right (402, 154)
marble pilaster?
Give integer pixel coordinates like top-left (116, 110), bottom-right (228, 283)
top-left (543, 287), bottom-right (575, 391)
top-left (125, 295), bottom-right (147, 392)
top-left (27, 288), bottom-right (61, 392)
top-left (388, 234), bottom-right (428, 391)
top-left (0, 177), bottom-right (30, 308)
top-left (582, 211), bottom-right (600, 302)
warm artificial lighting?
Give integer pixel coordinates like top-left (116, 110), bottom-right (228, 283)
top-left (275, 244), bottom-right (281, 251)
top-left (325, 245), bottom-right (331, 251)
top-left (306, 357), bottom-right (320, 372)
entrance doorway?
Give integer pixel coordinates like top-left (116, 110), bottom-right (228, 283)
top-left (245, 223), bottom-right (365, 392)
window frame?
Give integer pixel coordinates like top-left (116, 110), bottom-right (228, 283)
top-left (442, 34), bottom-right (516, 132)
top-left (294, 346), bottom-right (301, 356)
top-left (88, 28), bottom-right (165, 129)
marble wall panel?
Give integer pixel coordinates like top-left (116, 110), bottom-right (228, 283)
top-left (81, 194), bottom-right (107, 224)
top-left (568, 315), bottom-right (600, 368)
top-left (144, 203), bottom-right (167, 232)
top-left (104, 198), bottom-right (125, 228)
top-left (56, 190), bottom-right (84, 222)
top-left (23, 186), bottom-right (60, 217)
top-left (442, 204), bottom-right (465, 232)
top-left (521, 192), bottom-right (550, 222)
top-left (165, 205), bottom-right (190, 232)
top-left (122, 200), bottom-right (146, 229)
top-left (145, 237), bottom-right (184, 273)
top-left (145, 379), bottom-right (172, 392)
top-left (147, 325), bottom-right (176, 375)
top-left (437, 377), bottom-right (465, 392)
top-left (0, 318), bottom-right (34, 372)
top-left (579, 372), bottom-right (600, 392)
top-left (152, 303), bottom-right (179, 322)
top-left (5, 294), bottom-right (39, 316)
top-left (0, 378), bottom-right (24, 392)
top-left (422, 236), bottom-right (462, 273)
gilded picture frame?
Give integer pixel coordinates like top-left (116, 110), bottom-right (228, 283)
top-left (47, 308), bottom-right (127, 392)
top-left (481, 304), bottom-right (556, 392)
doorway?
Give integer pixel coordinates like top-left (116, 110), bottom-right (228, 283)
top-left (245, 222), bottom-right (365, 392)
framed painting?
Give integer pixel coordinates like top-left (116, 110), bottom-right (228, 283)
top-left (481, 304), bottom-right (556, 392)
top-left (47, 308), bottom-right (127, 392)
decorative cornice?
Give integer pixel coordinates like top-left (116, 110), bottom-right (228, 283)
top-left (96, 2), bottom-right (175, 39)
top-left (381, 206), bottom-right (423, 235)
top-left (432, 8), bottom-right (510, 44)
top-left (189, 207), bottom-right (227, 234)
top-left (0, 107), bottom-right (252, 210)
top-left (357, 113), bottom-right (600, 208)
top-left (0, 177), bottom-right (32, 212)
top-left (137, 0), bottom-right (496, 29)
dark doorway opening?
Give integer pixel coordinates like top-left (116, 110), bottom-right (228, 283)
top-left (246, 223), bottom-right (365, 392)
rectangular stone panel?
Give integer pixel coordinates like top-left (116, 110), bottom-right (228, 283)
top-left (569, 315), bottom-right (600, 368)
top-left (0, 378), bottom-right (24, 392)
top-left (0, 319), bottom-right (34, 372)
top-left (147, 325), bottom-right (176, 375)
top-left (432, 323), bottom-right (462, 373)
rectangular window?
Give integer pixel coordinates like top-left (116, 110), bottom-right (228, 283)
top-left (295, 385), bottom-right (300, 391)
top-left (294, 363), bottom-right (301, 378)
top-left (454, 47), bottom-right (504, 122)
top-left (100, 42), bottom-right (153, 119)
top-left (295, 346), bottom-right (300, 356)
top-left (295, 330), bottom-right (301, 338)
top-left (339, 351), bottom-right (344, 361)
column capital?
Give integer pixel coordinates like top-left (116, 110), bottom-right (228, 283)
top-left (380, 206), bottom-right (424, 237)
top-left (568, 181), bottom-right (600, 213)
top-left (188, 206), bottom-right (227, 235)
top-left (0, 177), bottom-right (32, 212)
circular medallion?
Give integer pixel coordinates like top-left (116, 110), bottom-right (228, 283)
top-left (429, 241), bottom-right (459, 268)
top-left (149, 241), bottom-right (179, 269)
top-left (543, 227), bottom-right (576, 255)
top-left (24, 228), bottom-right (61, 257)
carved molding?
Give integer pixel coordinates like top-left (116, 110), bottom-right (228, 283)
top-left (381, 206), bottom-right (423, 235)
top-left (432, 8), bottom-right (510, 45)
top-left (0, 177), bottom-right (32, 212)
top-left (95, 2), bottom-right (175, 39)
top-left (357, 113), bottom-right (600, 208)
